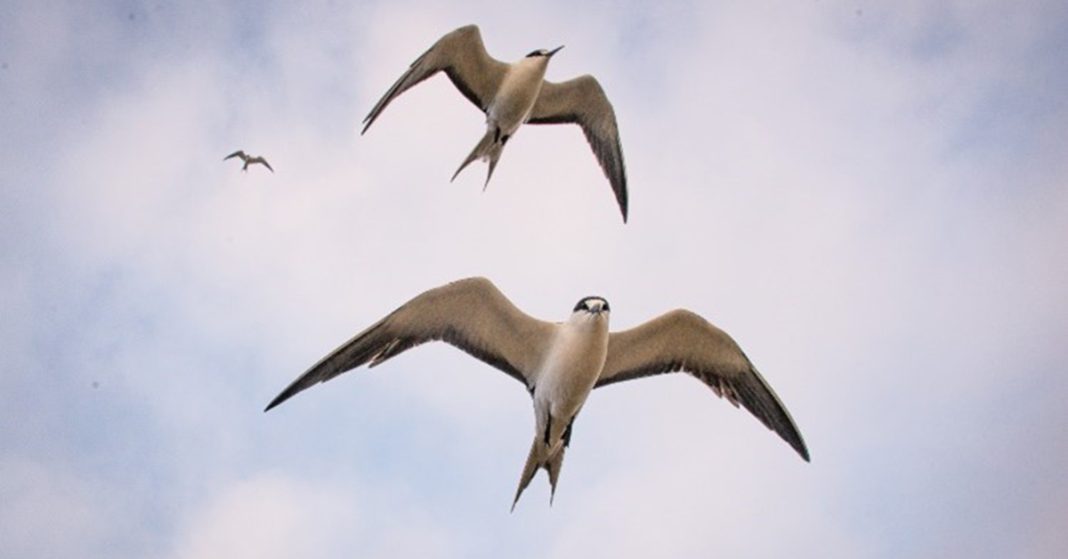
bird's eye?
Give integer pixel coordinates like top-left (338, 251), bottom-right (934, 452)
top-left (526, 50), bottom-right (542, 58)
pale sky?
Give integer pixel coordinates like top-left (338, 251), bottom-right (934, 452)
top-left (2, 1), bottom-right (1067, 558)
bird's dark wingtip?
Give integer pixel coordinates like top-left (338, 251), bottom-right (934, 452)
top-left (614, 181), bottom-right (628, 223)
top-left (263, 390), bottom-right (292, 413)
top-left (360, 114), bottom-right (376, 135)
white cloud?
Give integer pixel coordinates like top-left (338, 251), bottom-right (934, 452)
top-left (2, 1), bottom-right (1066, 557)
top-left (169, 472), bottom-right (460, 559)
top-left (0, 458), bottom-right (131, 559)
top-left (169, 473), bottom-right (353, 559)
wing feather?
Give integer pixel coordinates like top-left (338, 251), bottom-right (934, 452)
top-left (265, 277), bottom-right (555, 411)
top-left (253, 157), bottom-right (274, 172)
top-left (597, 310), bottom-right (809, 461)
top-left (361, 25), bottom-right (509, 134)
top-left (528, 75), bottom-right (628, 222)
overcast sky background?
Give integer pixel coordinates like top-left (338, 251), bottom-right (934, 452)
top-left (2, 1), bottom-right (1067, 557)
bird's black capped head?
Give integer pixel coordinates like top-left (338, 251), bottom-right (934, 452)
top-left (573, 296), bottom-right (609, 314)
top-left (526, 45), bottom-right (564, 58)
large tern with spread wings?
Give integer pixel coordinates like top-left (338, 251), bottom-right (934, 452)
top-left (361, 25), bottom-right (630, 222)
top-left (265, 277), bottom-right (809, 510)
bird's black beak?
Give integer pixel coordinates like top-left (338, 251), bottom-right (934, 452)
top-left (548, 45), bottom-right (564, 57)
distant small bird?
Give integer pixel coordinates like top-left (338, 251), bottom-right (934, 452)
top-left (362, 25), bottom-right (629, 222)
top-left (224, 150), bottom-right (274, 173)
top-left (265, 277), bottom-right (808, 510)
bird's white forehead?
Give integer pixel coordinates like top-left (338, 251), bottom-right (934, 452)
top-left (573, 296), bottom-right (609, 312)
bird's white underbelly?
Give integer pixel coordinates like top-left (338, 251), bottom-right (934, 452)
top-left (533, 325), bottom-right (608, 427)
top-left (488, 67), bottom-right (545, 135)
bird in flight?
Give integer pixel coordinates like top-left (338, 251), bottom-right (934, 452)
top-left (224, 150), bottom-right (274, 173)
top-left (362, 25), bottom-right (630, 222)
top-left (265, 277), bottom-right (808, 510)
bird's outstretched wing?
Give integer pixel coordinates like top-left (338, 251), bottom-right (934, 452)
top-left (528, 75), bottom-right (628, 222)
top-left (597, 310), bottom-right (809, 461)
top-left (252, 157), bottom-right (274, 172)
top-left (224, 150), bottom-right (246, 161)
top-left (265, 277), bottom-right (555, 411)
top-left (362, 25), bottom-right (510, 134)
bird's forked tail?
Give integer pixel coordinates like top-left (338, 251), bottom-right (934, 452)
top-left (452, 127), bottom-right (505, 190)
top-left (511, 436), bottom-right (567, 512)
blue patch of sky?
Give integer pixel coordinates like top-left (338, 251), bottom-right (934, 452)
top-left (608, 1), bottom-right (701, 107)
top-left (826, 316), bottom-right (1067, 558)
top-left (940, 31), bottom-right (1068, 175)
top-left (0, 265), bottom-right (174, 556)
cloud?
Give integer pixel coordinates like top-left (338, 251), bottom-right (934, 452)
top-left (2, 1), bottom-right (1066, 558)
top-left (168, 472), bottom-right (460, 559)
top-left (168, 473), bottom-right (357, 559)
top-left (0, 458), bottom-right (131, 559)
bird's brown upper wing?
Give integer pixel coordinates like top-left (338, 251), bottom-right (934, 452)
top-left (528, 75), bottom-right (628, 222)
top-left (597, 309), bottom-right (808, 460)
top-left (362, 25), bottom-right (510, 134)
top-left (265, 277), bottom-right (555, 411)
